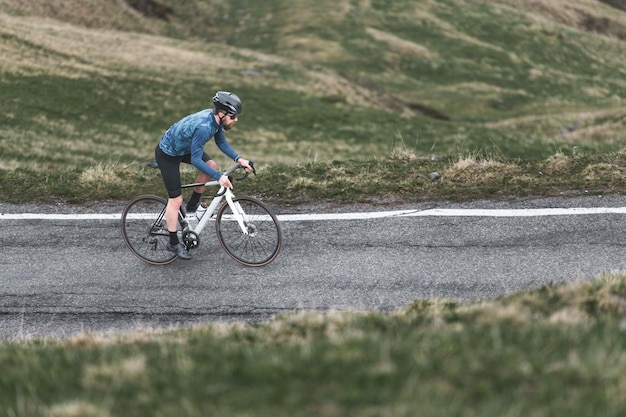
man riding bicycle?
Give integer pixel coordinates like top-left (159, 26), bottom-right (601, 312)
top-left (155, 91), bottom-right (251, 260)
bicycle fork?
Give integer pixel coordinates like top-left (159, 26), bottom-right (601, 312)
top-left (189, 188), bottom-right (250, 236)
top-left (225, 192), bottom-right (251, 235)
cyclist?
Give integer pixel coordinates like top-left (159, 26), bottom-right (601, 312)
top-left (155, 91), bottom-right (251, 260)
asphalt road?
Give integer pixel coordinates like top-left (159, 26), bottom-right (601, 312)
top-left (1, 196), bottom-right (626, 340)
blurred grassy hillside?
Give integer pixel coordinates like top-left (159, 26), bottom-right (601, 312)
top-left (1, 0), bottom-right (626, 171)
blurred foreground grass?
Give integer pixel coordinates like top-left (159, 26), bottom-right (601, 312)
top-left (2, 274), bottom-right (626, 416)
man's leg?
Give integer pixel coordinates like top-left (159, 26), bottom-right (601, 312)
top-left (155, 145), bottom-right (193, 260)
top-left (166, 195), bottom-right (183, 235)
top-left (187, 159), bottom-right (219, 212)
top-left (164, 195), bottom-right (192, 260)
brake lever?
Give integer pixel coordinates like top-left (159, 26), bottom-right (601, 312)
top-left (233, 161), bottom-right (256, 181)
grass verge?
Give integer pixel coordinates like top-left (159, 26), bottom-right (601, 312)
top-left (2, 149), bottom-right (626, 207)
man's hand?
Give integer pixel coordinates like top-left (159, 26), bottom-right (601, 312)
top-left (219, 175), bottom-right (233, 189)
top-left (237, 157), bottom-right (251, 172)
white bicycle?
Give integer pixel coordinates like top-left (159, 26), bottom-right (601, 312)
top-left (121, 162), bottom-right (282, 267)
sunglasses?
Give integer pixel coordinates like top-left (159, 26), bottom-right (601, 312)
top-left (228, 113), bottom-right (239, 120)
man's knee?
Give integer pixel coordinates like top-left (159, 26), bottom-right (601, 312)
top-left (168, 195), bottom-right (183, 207)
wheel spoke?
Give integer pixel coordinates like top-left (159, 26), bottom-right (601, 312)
top-left (216, 197), bottom-right (282, 266)
top-left (121, 195), bottom-right (178, 265)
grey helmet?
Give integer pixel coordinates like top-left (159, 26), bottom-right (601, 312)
top-left (212, 91), bottom-right (243, 115)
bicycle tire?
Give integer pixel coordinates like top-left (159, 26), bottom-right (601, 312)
top-left (121, 195), bottom-right (178, 265)
top-left (215, 196), bottom-right (282, 267)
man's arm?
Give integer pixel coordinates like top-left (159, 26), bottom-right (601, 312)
top-left (190, 128), bottom-right (222, 180)
top-left (213, 129), bottom-right (240, 162)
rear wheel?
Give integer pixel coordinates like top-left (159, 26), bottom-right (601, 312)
top-left (216, 197), bottom-right (282, 266)
top-left (121, 195), bottom-right (178, 265)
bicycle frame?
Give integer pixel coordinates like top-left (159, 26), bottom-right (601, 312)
top-left (182, 185), bottom-right (249, 236)
top-left (176, 163), bottom-right (254, 237)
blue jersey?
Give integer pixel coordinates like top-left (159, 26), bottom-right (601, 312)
top-left (158, 109), bottom-right (240, 180)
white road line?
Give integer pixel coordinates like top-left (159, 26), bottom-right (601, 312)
top-left (278, 207), bottom-right (626, 221)
top-left (2, 207), bottom-right (626, 221)
top-left (0, 213), bottom-right (123, 220)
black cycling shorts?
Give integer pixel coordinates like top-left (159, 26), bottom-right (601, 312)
top-left (155, 145), bottom-right (211, 198)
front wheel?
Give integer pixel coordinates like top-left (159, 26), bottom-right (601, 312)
top-left (121, 195), bottom-right (178, 265)
top-left (216, 197), bottom-right (282, 266)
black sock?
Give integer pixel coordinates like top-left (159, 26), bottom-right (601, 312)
top-left (187, 192), bottom-right (202, 209)
top-left (169, 231), bottom-right (179, 246)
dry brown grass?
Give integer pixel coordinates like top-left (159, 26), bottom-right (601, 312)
top-left (444, 155), bottom-right (522, 183)
top-left (545, 152), bottom-right (571, 174)
top-left (0, 9), bottom-right (407, 115)
top-left (0, 13), bottom-right (244, 79)
top-left (411, 5), bottom-right (506, 53)
top-left (366, 27), bottom-right (439, 61)
top-left (582, 162), bottom-right (625, 181)
top-left (487, 0), bottom-right (626, 29)
top-left (46, 400), bottom-right (111, 417)
top-left (0, 0), bottom-right (166, 32)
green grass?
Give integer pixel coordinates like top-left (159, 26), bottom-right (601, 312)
top-left (2, 0), bottom-right (626, 172)
top-left (2, 275), bottom-right (626, 416)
